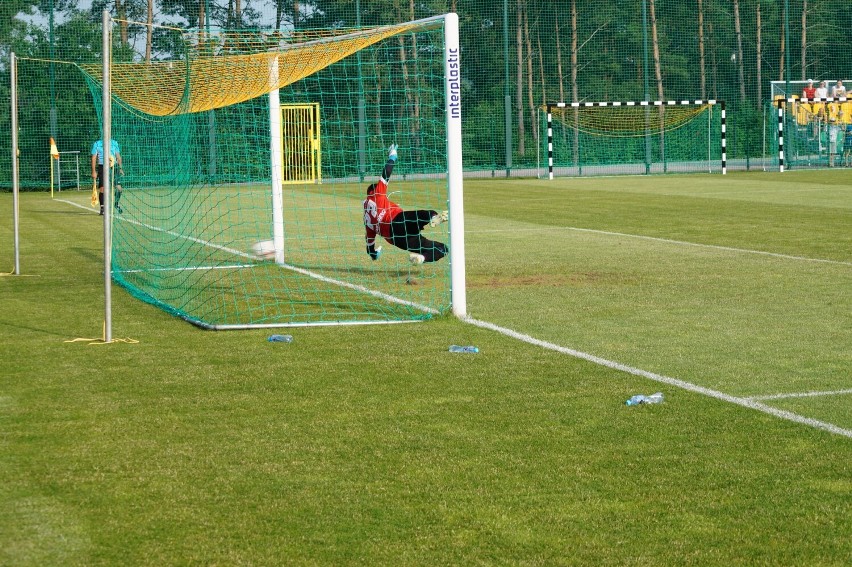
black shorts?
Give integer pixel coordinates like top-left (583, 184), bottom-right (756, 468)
top-left (96, 165), bottom-right (121, 190)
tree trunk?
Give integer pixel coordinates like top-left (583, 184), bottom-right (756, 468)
top-left (709, 19), bottom-right (719, 99)
top-left (145, 0), bottom-right (153, 63)
top-left (570, 0), bottom-right (579, 165)
top-left (554, 10), bottom-right (567, 153)
top-left (516, 2), bottom-right (525, 155)
top-left (524, 5), bottom-right (537, 144)
top-left (649, 0), bottom-right (665, 161)
top-left (698, 0), bottom-right (706, 100)
top-left (537, 32), bottom-right (546, 108)
top-left (801, 0), bottom-right (808, 80)
top-left (778, 18), bottom-right (785, 81)
top-left (756, 1), bottom-right (762, 104)
top-left (374, 55), bottom-right (384, 141)
top-left (276, 0), bottom-right (283, 29)
top-left (406, 0), bottom-right (421, 158)
top-left (555, 11), bottom-right (565, 103)
top-left (733, 0), bottom-right (746, 102)
top-left (116, 0), bottom-right (128, 45)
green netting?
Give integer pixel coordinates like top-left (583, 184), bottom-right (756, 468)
top-left (4, 2), bottom-right (852, 186)
top-left (78, 20), bottom-right (452, 328)
top-left (10, 58), bottom-right (100, 192)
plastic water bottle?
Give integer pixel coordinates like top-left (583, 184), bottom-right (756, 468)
top-left (625, 392), bottom-right (664, 406)
top-left (449, 345), bottom-right (479, 353)
top-left (268, 334), bottom-right (293, 343)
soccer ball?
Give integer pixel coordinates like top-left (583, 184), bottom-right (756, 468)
top-left (251, 239), bottom-right (277, 261)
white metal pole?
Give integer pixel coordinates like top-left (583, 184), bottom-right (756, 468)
top-left (102, 10), bottom-right (112, 342)
top-left (269, 55), bottom-right (286, 265)
top-left (10, 52), bottom-right (20, 275)
top-left (444, 12), bottom-right (466, 318)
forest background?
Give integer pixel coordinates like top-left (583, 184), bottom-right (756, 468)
top-left (1, 0), bottom-right (851, 185)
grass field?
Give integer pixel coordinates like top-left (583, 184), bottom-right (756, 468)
top-left (1, 170), bottom-right (850, 565)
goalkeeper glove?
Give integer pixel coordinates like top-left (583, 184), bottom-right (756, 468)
top-left (388, 144), bottom-right (398, 163)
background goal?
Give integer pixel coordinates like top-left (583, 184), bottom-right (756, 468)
top-left (544, 100), bottom-right (726, 178)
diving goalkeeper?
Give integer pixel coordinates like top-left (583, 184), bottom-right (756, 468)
top-left (363, 144), bottom-right (448, 264)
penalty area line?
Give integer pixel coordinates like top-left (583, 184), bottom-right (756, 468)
top-left (463, 316), bottom-right (852, 439)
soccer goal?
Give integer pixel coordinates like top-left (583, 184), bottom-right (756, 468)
top-left (79, 12), bottom-right (465, 331)
top-left (774, 96), bottom-right (851, 171)
top-left (544, 100), bottom-right (726, 178)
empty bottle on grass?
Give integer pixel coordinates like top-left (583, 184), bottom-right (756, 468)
top-left (449, 345), bottom-right (479, 353)
top-left (268, 334), bottom-right (293, 343)
top-left (625, 392), bottom-right (664, 406)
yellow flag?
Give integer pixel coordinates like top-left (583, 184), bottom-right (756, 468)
top-left (91, 181), bottom-right (98, 208)
top-left (50, 137), bottom-right (59, 160)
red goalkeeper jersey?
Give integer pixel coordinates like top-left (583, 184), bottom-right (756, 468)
top-left (363, 176), bottom-right (402, 243)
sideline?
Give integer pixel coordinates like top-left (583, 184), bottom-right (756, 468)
top-left (747, 388), bottom-right (852, 401)
top-left (464, 316), bottom-right (852, 439)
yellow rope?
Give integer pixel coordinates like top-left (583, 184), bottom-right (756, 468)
top-left (14, 56), bottom-right (80, 66)
top-left (65, 322), bottom-right (139, 345)
top-left (65, 337), bottom-right (140, 345)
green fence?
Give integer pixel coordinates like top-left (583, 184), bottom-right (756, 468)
top-left (3, 1), bottom-right (852, 189)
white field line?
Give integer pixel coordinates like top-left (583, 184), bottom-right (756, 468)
top-left (464, 316), bottom-right (852, 439)
top-left (469, 225), bottom-right (852, 266)
top-left (746, 388), bottom-right (852, 401)
top-left (119, 264), bottom-right (257, 273)
top-left (57, 199), bottom-right (848, 438)
top-left (55, 199), bottom-right (437, 315)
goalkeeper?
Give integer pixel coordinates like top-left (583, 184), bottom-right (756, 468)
top-left (363, 144), bottom-right (448, 264)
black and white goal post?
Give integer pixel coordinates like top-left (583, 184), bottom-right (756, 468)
top-left (776, 96), bottom-right (849, 172)
top-left (545, 99), bottom-right (726, 179)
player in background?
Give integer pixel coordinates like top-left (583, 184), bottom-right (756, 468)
top-left (91, 138), bottom-right (123, 215)
top-left (363, 144), bottom-right (448, 264)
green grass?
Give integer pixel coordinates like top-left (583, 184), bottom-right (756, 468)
top-left (1, 169), bottom-right (850, 565)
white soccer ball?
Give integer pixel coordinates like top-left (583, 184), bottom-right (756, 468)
top-left (251, 239), bottom-right (277, 261)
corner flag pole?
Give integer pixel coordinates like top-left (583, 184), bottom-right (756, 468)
top-left (102, 9), bottom-right (113, 342)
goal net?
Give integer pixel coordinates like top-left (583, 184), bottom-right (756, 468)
top-left (773, 94), bottom-right (852, 171)
top-left (78, 14), bottom-right (464, 329)
top-left (543, 100), bottom-right (726, 178)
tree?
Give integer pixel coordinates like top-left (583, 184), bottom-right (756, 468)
top-left (698, 0), bottom-right (707, 100)
top-left (515, 0), bottom-right (525, 155)
top-left (733, 0), bottom-right (746, 102)
top-left (756, 0), bottom-right (762, 104)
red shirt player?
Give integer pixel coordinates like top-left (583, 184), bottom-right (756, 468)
top-left (363, 144), bottom-right (448, 264)
top-left (802, 80), bottom-right (816, 100)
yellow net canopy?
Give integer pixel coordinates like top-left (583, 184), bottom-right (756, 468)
top-left (80, 19), bottom-right (434, 116)
top-left (548, 104), bottom-right (711, 137)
